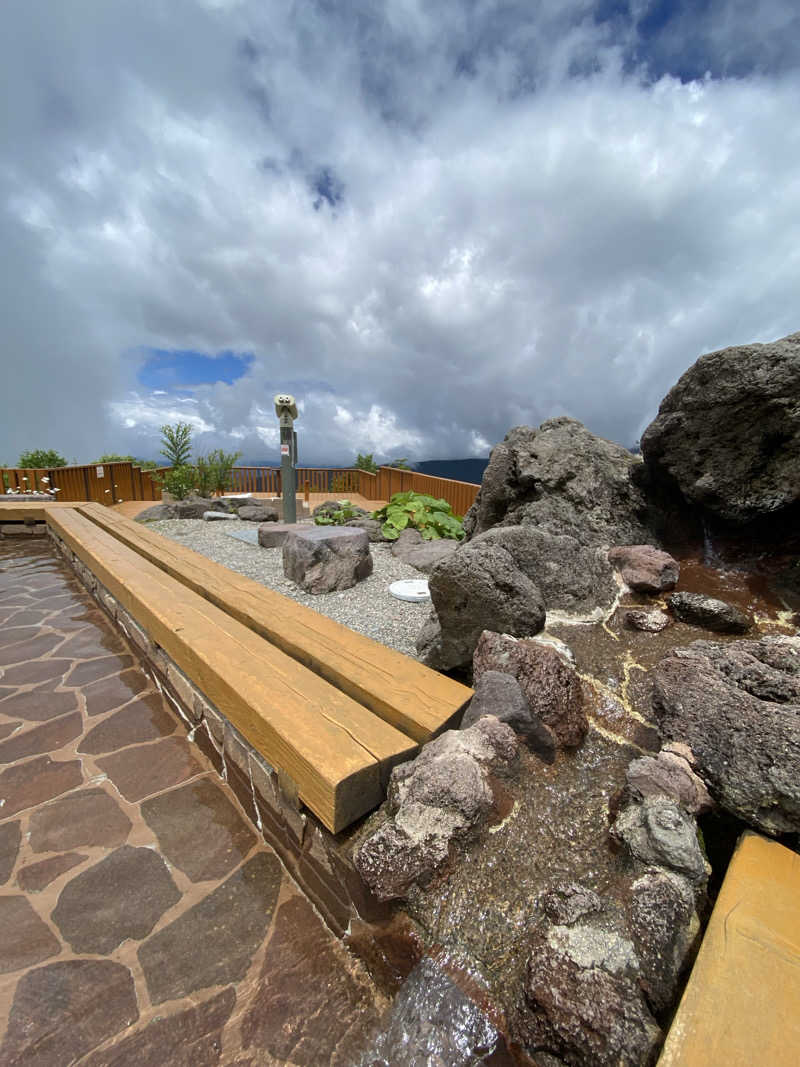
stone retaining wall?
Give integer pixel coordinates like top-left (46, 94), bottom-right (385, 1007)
top-left (47, 528), bottom-right (387, 940)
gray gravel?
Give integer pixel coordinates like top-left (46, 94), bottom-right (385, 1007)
top-left (144, 517), bottom-right (431, 657)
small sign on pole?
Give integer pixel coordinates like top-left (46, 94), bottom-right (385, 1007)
top-left (280, 444), bottom-right (290, 456)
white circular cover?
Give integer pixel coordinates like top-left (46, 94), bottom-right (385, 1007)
top-left (389, 579), bottom-right (431, 602)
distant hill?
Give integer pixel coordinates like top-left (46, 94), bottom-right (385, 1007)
top-left (412, 458), bottom-right (488, 485)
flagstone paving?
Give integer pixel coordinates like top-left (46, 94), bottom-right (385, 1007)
top-left (0, 537), bottom-right (387, 1065)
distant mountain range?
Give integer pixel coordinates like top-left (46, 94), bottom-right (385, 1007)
top-left (411, 458), bottom-right (488, 484)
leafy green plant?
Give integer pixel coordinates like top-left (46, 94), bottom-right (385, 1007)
top-left (354, 452), bottom-right (378, 473)
top-left (388, 457), bottom-right (412, 470)
top-left (372, 491), bottom-right (464, 541)
top-left (159, 422), bottom-right (193, 467)
top-left (159, 465), bottom-right (195, 500)
top-left (207, 449), bottom-right (242, 494)
top-left (314, 500), bottom-right (359, 526)
top-left (18, 448), bottom-right (67, 468)
top-left (193, 455), bottom-right (216, 497)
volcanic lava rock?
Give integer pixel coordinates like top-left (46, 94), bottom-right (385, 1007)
top-left (625, 748), bottom-right (712, 815)
top-left (640, 330), bottom-right (800, 527)
top-left (416, 542), bottom-right (546, 671)
top-left (651, 636), bottom-right (800, 834)
top-left (612, 796), bottom-right (710, 885)
top-left (608, 545), bottom-right (679, 594)
top-left (667, 592), bottom-right (751, 633)
top-left (624, 609), bottom-right (670, 633)
top-left (473, 631), bottom-right (587, 748)
top-left (460, 670), bottom-right (556, 761)
top-left (463, 417), bottom-right (652, 546)
top-left (353, 717), bottom-right (519, 902)
top-left (283, 526), bottom-right (373, 594)
top-left (391, 528), bottom-right (459, 572)
top-left (237, 504), bottom-right (279, 522)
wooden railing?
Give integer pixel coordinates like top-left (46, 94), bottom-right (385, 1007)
top-left (2, 463), bottom-right (481, 514)
top-left (1, 463), bottom-right (165, 504)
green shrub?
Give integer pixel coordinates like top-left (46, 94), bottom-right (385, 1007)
top-left (207, 449), bottom-right (242, 494)
top-left (314, 500), bottom-right (359, 526)
top-left (354, 452), bottom-right (378, 473)
top-left (372, 491), bottom-right (464, 541)
top-left (159, 465), bottom-right (195, 500)
top-left (193, 455), bottom-right (216, 497)
top-left (94, 453), bottom-right (159, 469)
top-left (18, 449), bottom-right (67, 468)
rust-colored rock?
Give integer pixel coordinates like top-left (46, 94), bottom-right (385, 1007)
top-left (97, 737), bottom-right (202, 802)
top-left (29, 787), bottom-right (132, 852)
top-left (0, 895), bottom-right (61, 973)
top-left (0, 754), bottom-right (83, 817)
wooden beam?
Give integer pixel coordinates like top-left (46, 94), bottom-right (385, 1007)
top-left (659, 832), bottom-right (800, 1066)
top-left (77, 502), bottom-right (471, 742)
top-left (47, 507), bottom-right (417, 833)
top-left (0, 501), bottom-right (70, 521)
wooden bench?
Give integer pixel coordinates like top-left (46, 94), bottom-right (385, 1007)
top-left (47, 507), bottom-right (420, 832)
top-left (76, 501), bottom-right (470, 743)
top-left (659, 832), bottom-right (800, 1066)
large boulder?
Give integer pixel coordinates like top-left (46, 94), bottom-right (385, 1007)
top-left (174, 494), bottom-right (228, 519)
top-left (470, 524), bottom-right (619, 615)
top-left (237, 504), bottom-right (279, 523)
top-left (391, 529), bottom-right (459, 573)
top-left (463, 418), bottom-right (652, 546)
top-left (651, 636), bottom-right (800, 834)
top-left (640, 331), bottom-right (800, 527)
top-left (415, 542), bottom-right (546, 671)
top-left (283, 526), bottom-right (373, 594)
top-left (667, 592), bottom-right (751, 634)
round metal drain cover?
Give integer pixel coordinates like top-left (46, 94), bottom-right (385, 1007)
top-left (389, 579), bottom-right (431, 602)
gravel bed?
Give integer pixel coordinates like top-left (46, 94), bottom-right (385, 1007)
top-left (144, 518), bottom-right (431, 657)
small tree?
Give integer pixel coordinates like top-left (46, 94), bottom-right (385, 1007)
top-left (388, 457), bottom-right (412, 470)
top-left (354, 452), bottom-right (378, 473)
top-left (18, 449), bottom-right (67, 468)
top-left (207, 449), bottom-right (242, 494)
top-left (94, 453), bottom-right (159, 470)
top-left (159, 422), bottom-right (193, 467)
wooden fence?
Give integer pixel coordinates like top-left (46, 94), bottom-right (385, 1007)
top-left (1, 462), bottom-right (481, 515)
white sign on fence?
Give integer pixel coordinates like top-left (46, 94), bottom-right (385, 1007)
top-left (95, 466), bottom-right (104, 477)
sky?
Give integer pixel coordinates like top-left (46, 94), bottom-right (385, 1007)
top-left (2, 0), bottom-right (800, 467)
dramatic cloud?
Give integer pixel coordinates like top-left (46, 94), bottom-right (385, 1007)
top-left (2, 0), bottom-right (799, 466)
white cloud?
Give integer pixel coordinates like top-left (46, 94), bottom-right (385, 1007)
top-left (1, 1), bottom-right (799, 466)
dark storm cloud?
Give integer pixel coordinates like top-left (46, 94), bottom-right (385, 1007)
top-left (2, 0), bottom-right (800, 468)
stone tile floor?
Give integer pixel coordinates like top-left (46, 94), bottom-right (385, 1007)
top-left (0, 537), bottom-right (386, 1065)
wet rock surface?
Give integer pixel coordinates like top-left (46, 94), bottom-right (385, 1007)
top-left (608, 545), bottom-right (679, 594)
top-left (667, 591), bottom-right (752, 633)
top-left (652, 636), bottom-right (800, 834)
top-left (460, 670), bottom-right (556, 761)
top-left (0, 537), bottom-right (387, 1063)
top-left (473, 631), bottom-right (587, 748)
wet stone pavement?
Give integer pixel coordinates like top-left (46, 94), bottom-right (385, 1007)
top-left (0, 537), bottom-right (387, 1065)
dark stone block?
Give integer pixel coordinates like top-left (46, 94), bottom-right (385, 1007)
top-left (0, 754), bottom-right (83, 817)
top-left (0, 685), bottom-right (78, 722)
top-left (16, 852), bottom-right (87, 892)
top-left (0, 820), bottom-right (21, 884)
top-left (97, 737), bottom-right (203, 802)
top-left (0, 711), bottom-right (82, 764)
top-left (0, 895), bottom-right (61, 973)
top-left (139, 851), bottom-right (283, 1005)
top-left (141, 778), bottom-right (257, 882)
top-left (78, 694), bottom-right (175, 754)
top-left (82, 987), bottom-right (236, 1067)
top-left (53, 845), bottom-right (181, 954)
top-left (0, 959), bottom-right (138, 1066)
top-left (29, 787), bottom-right (132, 852)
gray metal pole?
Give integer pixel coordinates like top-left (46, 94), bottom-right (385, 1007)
top-left (280, 418), bottom-right (296, 524)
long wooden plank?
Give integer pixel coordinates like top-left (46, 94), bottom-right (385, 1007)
top-left (48, 507), bottom-right (416, 833)
top-left (79, 502), bottom-right (471, 742)
top-left (0, 501), bottom-right (70, 521)
top-left (659, 832), bottom-right (800, 1066)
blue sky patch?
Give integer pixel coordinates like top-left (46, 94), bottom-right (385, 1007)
top-left (138, 350), bottom-right (254, 390)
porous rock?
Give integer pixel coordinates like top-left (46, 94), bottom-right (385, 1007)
top-left (344, 516), bottom-right (386, 542)
top-left (611, 796), bottom-right (710, 884)
top-left (625, 609), bottom-right (670, 633)
top-left (174, 494), bottom-right (228, 519)
top-left (135, 503), bottom-right (175, 522)
top-left (464, 417), bottom-right (652, 546)
top-left (237, 504), bottom-right (279, 523)
top-left (522, 923), bottom-right (661, 1067)
top-left (391, 528), bottom-right (459, 573)
top-left (667, 591), bottom-right (751, 633)
top-left (608, 545), bottom-right (679, 594)
top-left (257, 521), bottom-right (306, 548)
top-left (283, 526), bottom-right (373, 594)
top-left (470, 524), bottom-right (619, 615)
top-left (460, 671), bottom-right (556, 761)
top-left (628, 869), bottom-right (700, 1014)
top-left (353, 718), bottom-right (519, 902)
top-left (416, 543), bottom-right (546, 671)
top-left (625, 749), bottom-right (712, 815)
top-left (640, 330), bottom-right (800, 527)
top-left (473, 631), bottom-right (587, 748)
top-left (651, 636), bottom-right (800, 834)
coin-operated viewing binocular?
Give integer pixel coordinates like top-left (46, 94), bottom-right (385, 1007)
top-left (273, 394), bottom-right (298, 421)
